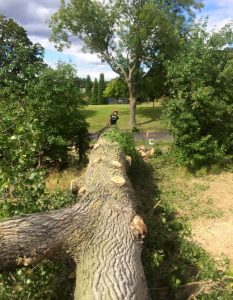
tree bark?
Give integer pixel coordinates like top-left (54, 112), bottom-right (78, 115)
top-left (0, 136), bottom-right (148, 299)
top-left (128, 80), bottom-right (137, 128)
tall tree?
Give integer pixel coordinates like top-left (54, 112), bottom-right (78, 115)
top-left (91, 78), bottom-right (98, 104)
top-left (0, 15), bottom-right (44, 101)
top-left (98, 73), bottom-right (105, 104)
top-left (85, 74), bottom-right (92, 101)
top-left (50, 0), bottom-right (203, 128)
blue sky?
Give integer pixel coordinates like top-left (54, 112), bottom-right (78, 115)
top-left (0, 0), bottom-right (232, 80)
top-left (198, 0), bottom-right (233, 30)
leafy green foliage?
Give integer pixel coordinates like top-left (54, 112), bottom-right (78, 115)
top-left (165, 23), bottom-right (233, 170)
top-left (49, 0), bottom-right (203, 126)
top-left (0, 260), bottom-right (74, 300)
top-left (91, 78), bottom-right (98, 104)
top-left (0, 107), bottom-right (45, 217)
top-left (138, 62), bottom-right (167, 101)
top-left (0, 14), bottom-right (46, 216)
top-left (0, 15), bottom-right (45, 101)
top-left (103, 77), bottom-right (128, 99)
top-left (98, 73), bottom-right (105, 104)
top-left (29, 62), bottom-right (89, 166)
top-left (103, 129), bottom-right (140, 164)
top-left (0, 18), bottom-right (88, 299)
top-left (85, 74), bottom-right (92, 101)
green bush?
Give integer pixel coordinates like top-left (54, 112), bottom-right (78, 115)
top-left (0, 261), bottom-right (74, 300)
top-left (29, 62), bottom-right (89, 167)
top-left (0, 17), bottom-right (87, 299)
top-left (165, 22), bottom-right (233, 170)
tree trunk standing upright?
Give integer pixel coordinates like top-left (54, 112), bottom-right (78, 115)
top-left (127, 78), bottom-right (137, 128)
top-left (0, 135), bottom-right (149, 300)
top-left (49, 0), bottom-right (204, 130)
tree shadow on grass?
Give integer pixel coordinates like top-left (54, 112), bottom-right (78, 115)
top-left (137, 106), bottom-right (164, 122)
top-left (137, 119), bottom-right (154, 126)
top-left (81, 109), bottom-right (98, 119)
top-left (129, 155), bottom-right (219, 300)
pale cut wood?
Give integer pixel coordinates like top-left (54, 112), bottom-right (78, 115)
top-left (110, 175), bottom-right (126, 186)
top-left (111, 160), bottom-right (122, 168)
top-left (126, 155), bottom-right (132, 166)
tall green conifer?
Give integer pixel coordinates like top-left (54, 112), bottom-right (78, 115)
top-left (85, 75), bottom-right (92, 101)
top-left (91, 78), bottom-right (98, 104)
top-left (98, 73), bottom-right (105, 104)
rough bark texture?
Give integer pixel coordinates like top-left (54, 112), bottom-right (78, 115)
top-left (128, 80), bottom-right (137, 128)
top-left (0, 136), bottom-right (148, 299)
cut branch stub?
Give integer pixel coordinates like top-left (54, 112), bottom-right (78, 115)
top-left (93, 143), bottom-right (100, 150)
top-left (78, 186), bottom-right (86, 195)
top-left (111, 160), bottom-right (122, 168)
top-left (70, 179), bottom-right (79, 195)
top-left (110, 175), bottom-right (126, 186)
top-left (93, 157), bottom-right (102, 164)
top-left (126, 155), bottom-right (132, 166)
top-left (131, 215), bottom-right (147, 239)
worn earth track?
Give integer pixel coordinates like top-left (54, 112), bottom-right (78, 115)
top-left (191, 172), bottom-right (233, 262)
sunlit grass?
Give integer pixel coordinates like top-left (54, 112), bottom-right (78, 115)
top-left (82, 102), bottom-right (167, 132)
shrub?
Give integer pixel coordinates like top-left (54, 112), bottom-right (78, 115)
top-left (29, 62), bottom-right (89, 167)
top-left (165, 22), bottom-right (233, 170)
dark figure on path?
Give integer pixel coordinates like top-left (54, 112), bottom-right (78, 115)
top-left (96, 111), bottom-right (119, 138)
top-left (109, 111), bottom-right (119, 126)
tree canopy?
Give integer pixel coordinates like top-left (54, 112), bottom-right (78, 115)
top-left (0, 15), bottom-right (45, 101)
top-left (50, 0), bottom-right (203, 127)
top-left (104, 77), bottom-right (128, 99)
top-left (29, 62), bottom-right (89, 166)
top-left (0, 17), bottom-right (90, 299)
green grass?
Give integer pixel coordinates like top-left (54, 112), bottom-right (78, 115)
top-left (128, 147), bottom-right (233, 299)
top-left (82, 103), bottom-right (167, 132)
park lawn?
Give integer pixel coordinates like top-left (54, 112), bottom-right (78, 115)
top-left (82, 102), bottom-right (168, 133)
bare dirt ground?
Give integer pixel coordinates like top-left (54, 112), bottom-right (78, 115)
top-left (46, 164), bottom-right (233, 263)
top-left (191, 172), bottom-right (233, 262)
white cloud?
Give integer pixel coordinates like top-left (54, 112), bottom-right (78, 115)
top-left (198, 0), bottom-right (233, 30)
top-left (0, 0), bottom-right (118, 78)
top-left (1, 0), bottom-right (232, 79)
top-left (77, 67), bottom-right (117, 81)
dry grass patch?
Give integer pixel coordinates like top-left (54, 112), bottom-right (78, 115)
top-left (189, 172), bottom-right (233, 262)
top-left (46, 168), bottom-right (85, 191)
top-left (153, 153), bottom-right (233, 263)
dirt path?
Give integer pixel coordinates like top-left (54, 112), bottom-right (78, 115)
top-left (191, 172), bottom-right (233, 262)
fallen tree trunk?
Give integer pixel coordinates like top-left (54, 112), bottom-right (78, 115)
top-left (0, 136), bottom-right (149, 299)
